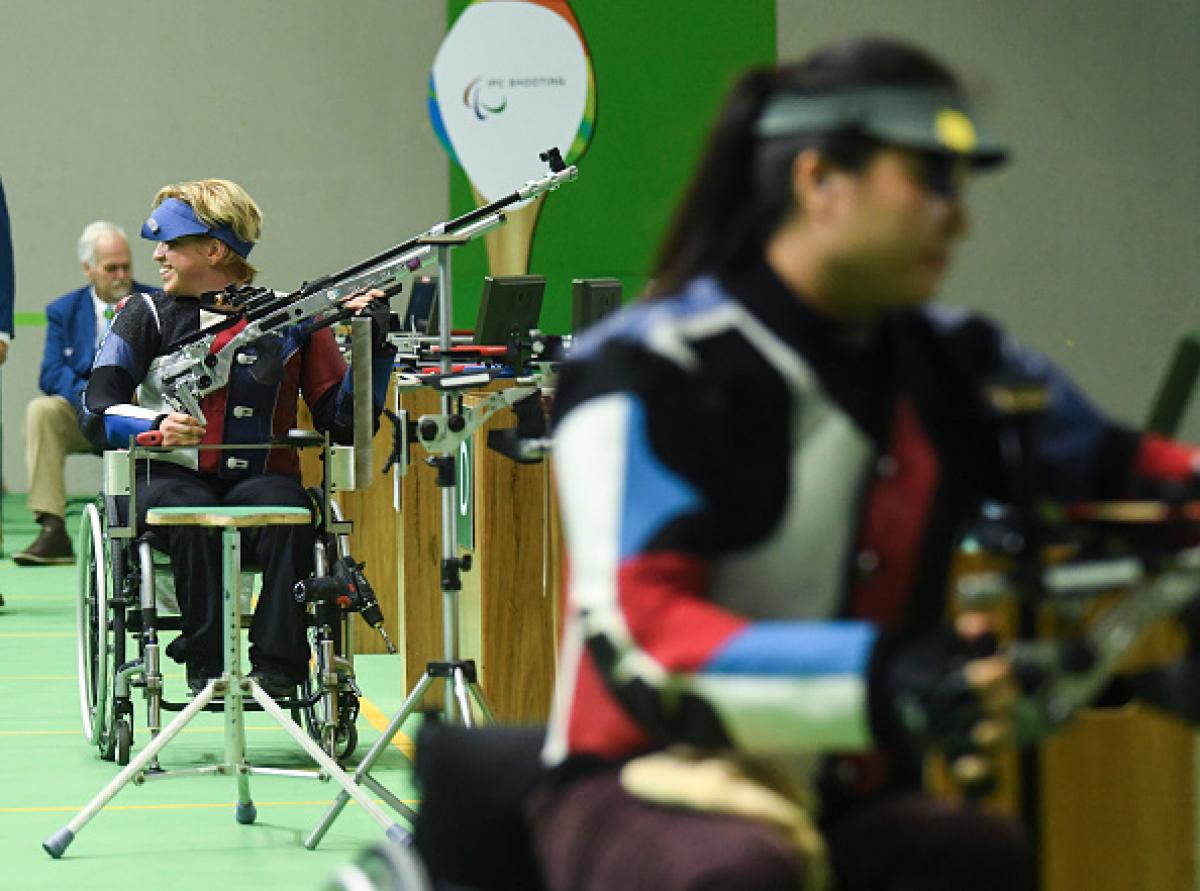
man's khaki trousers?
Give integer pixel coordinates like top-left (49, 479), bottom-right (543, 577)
top-left (25, 395), bottom-right (96, 520)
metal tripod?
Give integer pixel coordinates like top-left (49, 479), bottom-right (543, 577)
top-left (44, 511), bottom-right (405, 858)
top-left (306, 233), bottom-right (500, 849)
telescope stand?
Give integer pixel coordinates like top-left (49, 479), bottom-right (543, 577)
top-left (307, 234), bottom-right (498, 850)
top-left (44, 511), bottom-right (405, 859)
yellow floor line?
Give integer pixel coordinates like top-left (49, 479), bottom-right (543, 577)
top-left (0, 673), bottom-right (188, 682)
top-left (0, 725), bottom-right (288, 737)
top-left (9, 702), bottom-right (416, 748)
top-left (358, 696), bottom-right (415, 759)
top-left (0, 798), bottom-right (417, 815)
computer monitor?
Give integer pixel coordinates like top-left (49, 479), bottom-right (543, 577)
top-left (1145, 328), bottom-right (1200, 436)
top-left (473, 275), bottom-right (546, 345)
top-left (571, 278), bottom-right (622, 334)
top-left (403, 276), bottom-right (439, 334)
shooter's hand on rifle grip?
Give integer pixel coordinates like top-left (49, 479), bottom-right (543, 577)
top-left (946, 652), bottom-right (1014, 800)
top-left (344, 287), bottom-right (395, 352)
top-left (343, 287), bottom-right (388, 314)
top-left (876, 614), bottom-right (1016, 798)
top-left (156, 411), bottom-right (206, 447)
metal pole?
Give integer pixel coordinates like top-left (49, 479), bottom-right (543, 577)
top-left (222, 528), bottom-right (255, 823)
top-left (436, 241), bottom-right (460, 721)
top-left (352, 316), bottom-right (374, 491)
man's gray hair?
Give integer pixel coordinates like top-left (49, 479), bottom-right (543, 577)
top-left (77, 221), bottom-right (128, 266)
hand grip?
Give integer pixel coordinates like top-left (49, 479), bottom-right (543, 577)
top-left (136, 430), bottom-right (164, 447)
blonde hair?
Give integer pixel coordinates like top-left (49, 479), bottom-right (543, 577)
top-left (152, 178), bottom-right (262, 282)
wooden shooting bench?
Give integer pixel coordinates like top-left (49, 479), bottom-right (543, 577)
top-left (301, 374), bottom-right (560, 724)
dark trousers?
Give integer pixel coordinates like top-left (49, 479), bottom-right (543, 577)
top-left (528, 767), bottom-right (1035, 891)
top-left (529, 768), bottom-right (808, 891)
top-left (824, 792), bottom-right (1036, 891)
top-left (136, 460), bottom-right (314, 679)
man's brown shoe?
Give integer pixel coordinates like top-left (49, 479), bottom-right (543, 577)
top-left (14, 516), bottom-right (75, 566)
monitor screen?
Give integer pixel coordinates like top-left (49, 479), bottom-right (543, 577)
top-left (473, 275), bottom-right (546, 345)
top-left (571, 278), bottom-right (622, 334)
top-left (404, 276), bottom-right (439, 333)
top-left (1145, 329), bottom-right (1200, 436)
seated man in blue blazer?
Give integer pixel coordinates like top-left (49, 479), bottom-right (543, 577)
top-left (14, 221), bottom-right (152, 565)
top-left (0, 179), bottom-right (13, 602)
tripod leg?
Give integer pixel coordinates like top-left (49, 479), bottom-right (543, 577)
top-left (452, 666), bottom-right (476, 728)
top-left (248, 681), bottom-right (407, 840)
top-left (304, 670), bottom-right (432, 849)
top-left (43, 680), bottom-right (221, 858)
top-left (466, 681), bottom-right (496, 725)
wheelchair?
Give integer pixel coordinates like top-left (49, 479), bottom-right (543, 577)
top-left (75, 433), bottom-right (376, 766)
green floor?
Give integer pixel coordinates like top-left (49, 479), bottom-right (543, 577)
top-left (0, 494), bottom-right (422, 890)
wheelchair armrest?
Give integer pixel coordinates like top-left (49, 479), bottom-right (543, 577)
top-left (274, 428), bottom-right (325, 448)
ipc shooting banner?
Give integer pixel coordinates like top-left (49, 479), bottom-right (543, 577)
top-left (429, 0), bottom-right (595, 204)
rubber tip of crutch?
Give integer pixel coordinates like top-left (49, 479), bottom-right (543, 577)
top-left (386, 823), bottom-right (413, 845)
top-left (236, 801), bottom-right (258, 825)
top-left (43, 828), bottom-right (75, 859)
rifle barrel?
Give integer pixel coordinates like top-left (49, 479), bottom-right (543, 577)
top-left (301, 163), bottom-right (576, 295)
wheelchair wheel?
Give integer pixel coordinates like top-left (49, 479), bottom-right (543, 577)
top-left (75, 503), bottom-right (117, 758)
top-left (114, 718), bottom-right (132, 766)
top-left (304, 488), bottom-right (360, 761)
top-left (302, 677), bottom-right (360, 762)
top-left (321, 839), bottom-right (433, 891)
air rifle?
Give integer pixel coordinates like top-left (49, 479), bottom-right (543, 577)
top-left (149, 148), bottom-right (578, 424)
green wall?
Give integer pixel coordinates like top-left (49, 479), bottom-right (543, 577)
top-left (445, 0), bottom-right (776, 333)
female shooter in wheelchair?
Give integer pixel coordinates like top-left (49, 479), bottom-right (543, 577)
top-left (80, 178), bottom-right (395, 700)
top-left (535, 38), bottom-right (1200, 891)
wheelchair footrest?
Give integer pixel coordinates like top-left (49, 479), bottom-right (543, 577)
top-left (158, 693), bottom-right (309, 714)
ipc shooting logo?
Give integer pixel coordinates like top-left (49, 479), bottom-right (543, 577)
top-left (463, 77), bottom-right (508, 120)
top-left (462, 75), bottom-right (570, 121)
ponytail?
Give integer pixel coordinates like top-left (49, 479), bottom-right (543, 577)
top-left (647, 67), bottom-right (779, 298)
top-left (646, 37), bottom-right (962, 300)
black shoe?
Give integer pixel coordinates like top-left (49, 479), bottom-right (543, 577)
top-left (14, 516), bottom-right (75, 566)
top-left (249, 666), bottom-right (301, 699)
top-left (186, 662), bottom-right (220, 695)
top-left (0, 593), bottom-right (5, 607)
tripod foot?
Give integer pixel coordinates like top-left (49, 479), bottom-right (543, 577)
top-left (385, 823), bottom-right (412, 845)
top-left (42, 828), bottom-right (75, 859)
top-left (235, 801), bottom-right (257, 825)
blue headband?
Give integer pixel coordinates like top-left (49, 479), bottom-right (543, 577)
top-left (140, 197), bottom-right (255, 258)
